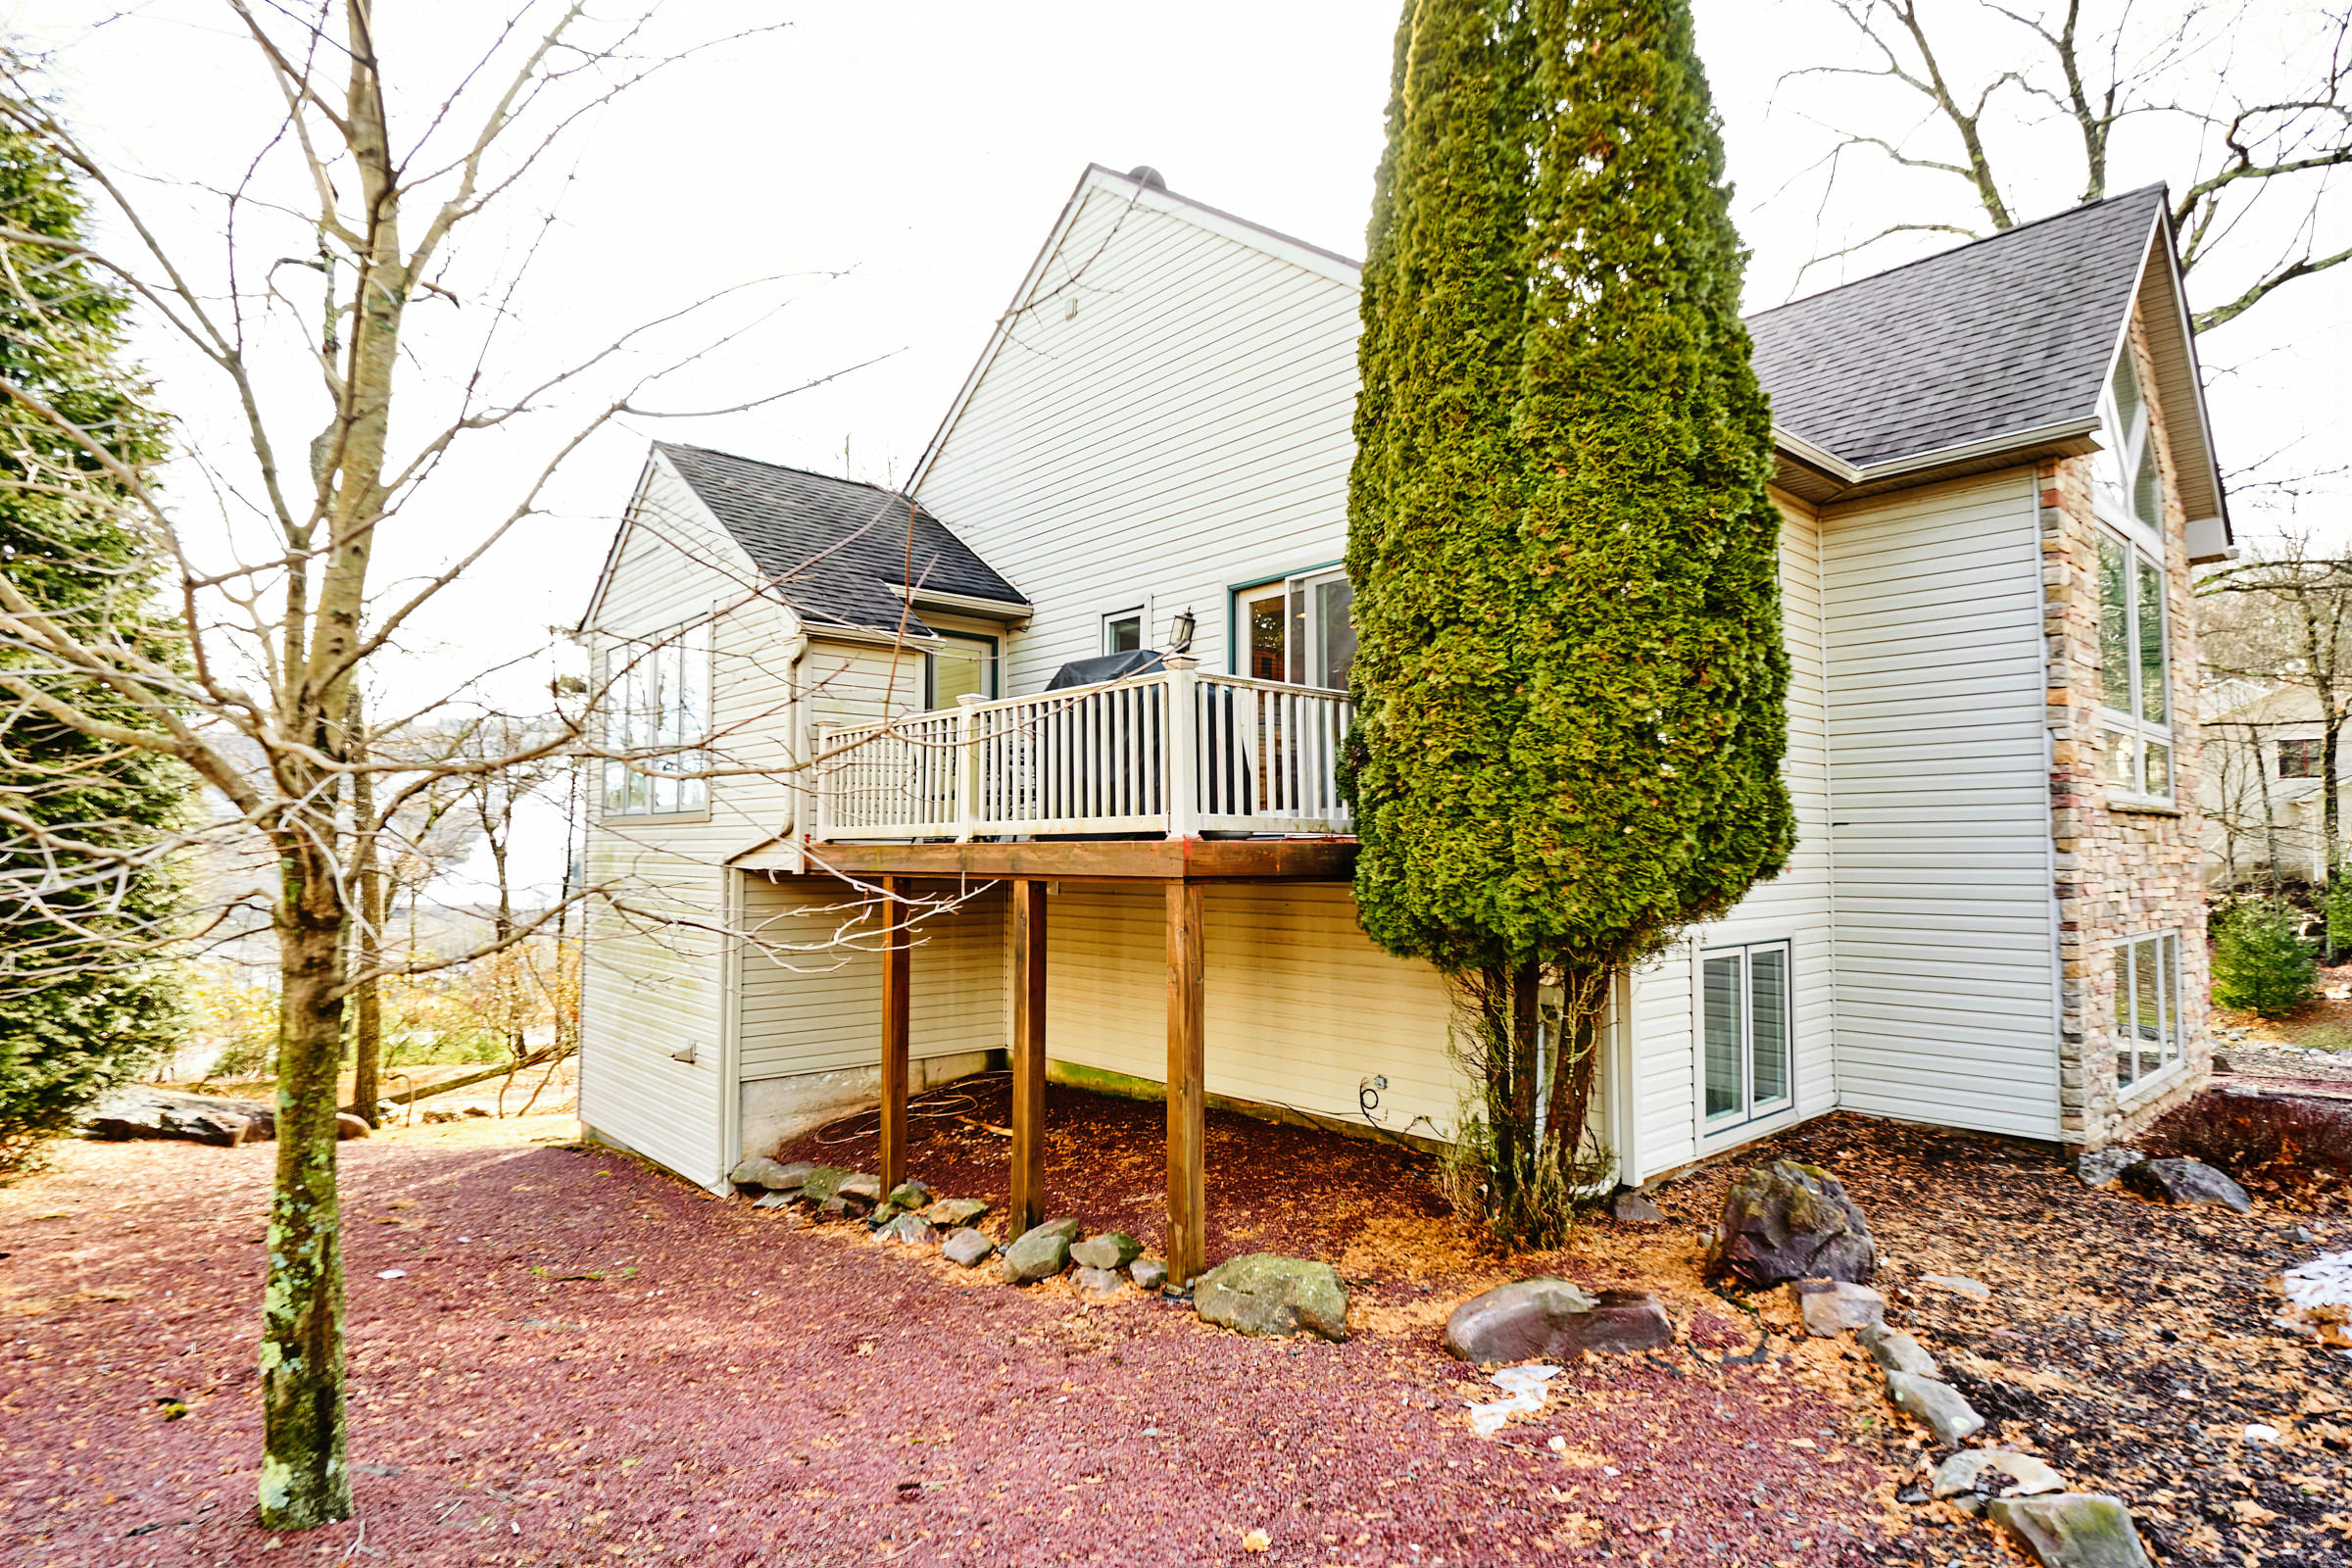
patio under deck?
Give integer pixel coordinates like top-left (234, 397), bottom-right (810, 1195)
top-left (832, 836), bottom-right (1358, 1288)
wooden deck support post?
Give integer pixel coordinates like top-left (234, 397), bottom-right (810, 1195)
top-left (1165, 880), bottom-right (1206, 1285)
top-left (878, 874), bottom-right (910, 1196)
top-left (1009, 878), bottom-right (1048, 1236)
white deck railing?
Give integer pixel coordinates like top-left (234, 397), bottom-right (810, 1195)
top-left (811, 659), bottom-right (1354, 842)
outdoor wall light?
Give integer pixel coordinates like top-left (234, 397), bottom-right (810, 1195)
top-left (1170, 608), bottom-right (1196, 653)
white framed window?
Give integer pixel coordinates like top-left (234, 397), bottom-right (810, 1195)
top-left (926, 629), bottom-right (999, 709)
top-left (598, 619), bottom-right (710, 817)
top-left (1233, 565), bottom-right (1354, 690)
top-left (1101, 607), bottom-right (1144, 656)
top-left (2112, 931), bottom-right (2183, 1089)
top-left (2093, 345), bottom-right (2164, 543)
top-left (2095, 528), bottom-right (2173, 803)
top-left (2279, 738), bottom-right (2323, 780)
top-left (1701, 940), bottom-right (1792, 1129)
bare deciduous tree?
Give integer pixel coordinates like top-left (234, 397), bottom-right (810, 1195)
top-left (2200, 537), bottom-right (2352, 889)
top-left (1786, 0), bottom-right (2350, 328)
top-left (0, 1), bottom-right (899, 1529)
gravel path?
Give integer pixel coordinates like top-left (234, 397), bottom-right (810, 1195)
top-left (0, 1105), bottom-right (1894, 1567)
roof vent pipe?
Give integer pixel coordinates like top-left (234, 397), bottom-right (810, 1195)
top-left (1125, 165), bottom-right (1166, 191)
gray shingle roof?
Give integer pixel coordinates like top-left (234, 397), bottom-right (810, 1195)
top-left (1745, 186), bottom-right (2164, 470)
top-left (655, 442), bottom-right (1025, 636)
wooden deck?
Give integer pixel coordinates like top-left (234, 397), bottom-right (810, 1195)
top-left (805, 835), bottom-right (1357, 883)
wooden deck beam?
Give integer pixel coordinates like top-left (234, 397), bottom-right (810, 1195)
top-left (1165, 880), bottom-right (1205, 1286)
top-left (878, 874), bottom-right (909, 1196)
top-left (1009, 877), bottom-right (1048, 1236)
top-left (810, 836), bottom-right (1355, 884)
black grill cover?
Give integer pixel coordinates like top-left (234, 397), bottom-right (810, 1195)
top-left (1043, 649), bottom-right (1165, 690)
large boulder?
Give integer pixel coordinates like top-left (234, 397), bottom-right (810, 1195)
top-left (1792, 1279), bottom-right (1886, 1337)
top-left (82, 1088), bottom-right (274, 1147)
top-left (1194, 1253), bottom-right (1349, 1343)
top-left (941, 1228), bottom-right (995, 1268)
top-left (1713, 1160), bottom-right (1876, 1287)
top-left (2120, 1156), bottom-right (2252, 1215)
top-left (1001, 1218), bottom-right (1082, 1285)
top-left (730, 1155), bottom-right (791, 1189)
top-left (1070, 1232), bottom-right (1143, 1270)
top-left (1987, 1494), bottom-right (2152, 1568)
top-left (1933, 1449), bottom-right (2066, 1501)
top-left (2076, 1149), bottom-right (2145, 1189)
top-left (1444, 1279), bottom-right (1672, 1362)
top-left (797, 1165), bottom-right (848, 1204)
top-left (1072, 1265), bottom-right (1126, 1301)
top-left (1886, 1370), bottom-right (1985, 1446)
top-left (1858, 1324), bottom-right (1938, 1378)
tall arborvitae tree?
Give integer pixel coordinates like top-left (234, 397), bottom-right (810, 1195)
top-left (0, 122), bottom-right (188, 1171)
top-left (1347, 0), bottom-right (1791, 1245)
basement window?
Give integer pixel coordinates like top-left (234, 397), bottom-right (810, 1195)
top-left (1702, 941), bottom-right (1792, 1130)
top-left (597, 619), bottom-right (710, 816)
top-left (2112, 932), bottom-right (2182, 1089)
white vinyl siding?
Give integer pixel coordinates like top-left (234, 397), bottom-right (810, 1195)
top-left (1820, 469), bottom-right (2061, 1140)
top-left (1041, 882), bottom-right (1459, 1142)
top-left (737, 877), bottom-right (1005, 1081)
top-left (1627, 498), bottom-right (1833, 1180)
top-left (914, 181), bottom-right (1362, 696)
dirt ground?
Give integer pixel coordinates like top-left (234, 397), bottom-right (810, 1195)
top-left (1, 1087), bottom-right (2340, 1566)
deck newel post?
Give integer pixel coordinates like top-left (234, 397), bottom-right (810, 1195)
top-left (1009, 877), bottom-right (1048, 1235)
top-left (878, 874), bottom-right (910, 1196)
top-left (1165, 879), bottom-right (1206, 1285)
top-left (811, 724), bottom-right (834, 841)
top-left (1163, 657), bottom-right (1200, 839)
top-left (954, 694), bottom-right (984, 842)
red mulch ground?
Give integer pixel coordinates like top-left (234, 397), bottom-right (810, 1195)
top-left (0, 1093), bottom-right (1904, 1568)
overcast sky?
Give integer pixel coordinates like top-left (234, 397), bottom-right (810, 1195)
top-left (21, 0), bottom-right (2348, 896)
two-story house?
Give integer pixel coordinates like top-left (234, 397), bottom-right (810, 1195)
top-left (577, 166), bottom-right (2230, 1278)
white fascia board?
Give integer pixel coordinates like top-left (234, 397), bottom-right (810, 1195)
top-left (576, 455), bottom-right (660, 633)
top-left (885, 581), bottom-right (1032, 620)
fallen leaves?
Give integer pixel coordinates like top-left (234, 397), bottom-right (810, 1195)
top-left (1241, 1527), bottom-right (1270, 1552)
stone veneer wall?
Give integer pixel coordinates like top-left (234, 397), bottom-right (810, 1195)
top-left (2041, 309), bottom-right (2213, 1149)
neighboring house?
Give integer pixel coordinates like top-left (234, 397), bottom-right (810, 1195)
top-left (2199, 679), bottom-right (2345, 886)
top-left (577, 167), bottom-right (2231, 1270)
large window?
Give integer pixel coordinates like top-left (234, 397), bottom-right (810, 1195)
top-left (1234, 566), bottom-right (1354, 690)
top-left (2280, 738), bottom-right (2324, 779)
top-left (598, 621), bottom-right (710, 817)
top-left (2113, 932), bottom-right (2182, 1089)
top-left (1702, 941), bottom-right (1791, 1129)
top-left (926, 630), bottom-right (999, 709)
top-left (2094, 346), bottom-right (2163, 537)
top-left (2092, 345), bottom-right (2174, 804)
top-left (2096, 531), bottom-right (2172, 801)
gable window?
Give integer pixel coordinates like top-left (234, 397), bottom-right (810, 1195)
top-left (1102, 608), bottom-right (1143, 656)
top-left (598, 620), bottom-right (710, 817)
top-left (2095, 530), bottom-right (2173, 802)
top-left (1234, 566), bottom-right (1354, 690)
top-left (2112, 932), bottom-right (2182, 1089)
top-left (2094, 346), bottom-right (2163, 539)
top-left (926, 629), bottom-right (999, 709)
top-left (1702, 941), bottom-right (1791, 1129)
top-left (2279, 738), bottom-right (2324, 779)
